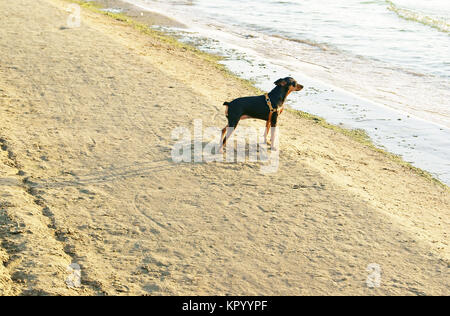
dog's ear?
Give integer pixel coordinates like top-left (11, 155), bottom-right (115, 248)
top-left (274, 78), bottom-right (287, 87)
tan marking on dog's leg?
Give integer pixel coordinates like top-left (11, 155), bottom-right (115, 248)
top-left (219, 125), bottom-right (231, 153)
top-left (264, 124), bottom-right (270, 144)
top-left (219, 126), bottom-right (236, 153)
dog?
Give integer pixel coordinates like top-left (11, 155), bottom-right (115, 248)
top-left (219, 77), bottom-right (303, 152)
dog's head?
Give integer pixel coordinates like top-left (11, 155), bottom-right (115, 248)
top-left (274, 77), bottom-right (303, 92)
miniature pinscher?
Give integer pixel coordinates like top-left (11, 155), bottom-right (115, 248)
top-left (219, 77), bottom-right (303, 152)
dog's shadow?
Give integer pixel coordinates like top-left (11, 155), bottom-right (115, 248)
top-left (190, 141), bottom-right (271, 163)
top-left (0, 140), bottom-right (273, 191)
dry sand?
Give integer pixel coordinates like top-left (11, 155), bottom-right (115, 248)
top-left (0, 0), bottom-right (449, 296)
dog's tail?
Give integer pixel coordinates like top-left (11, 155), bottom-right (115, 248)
top-left (223, 102), bottom-right (230, 106)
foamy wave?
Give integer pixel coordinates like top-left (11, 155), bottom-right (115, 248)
top-left (386, 0), bottom-right (449, 33)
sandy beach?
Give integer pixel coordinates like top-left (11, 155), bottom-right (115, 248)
top-left (0, 0), bottom-right (449, 296)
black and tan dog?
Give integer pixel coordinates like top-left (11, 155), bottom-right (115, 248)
top-left (219, 77), bottom-right (303, 152)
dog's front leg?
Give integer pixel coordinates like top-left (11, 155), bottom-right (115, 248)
top-left (270, 127), bottom-right (278, 151)
top-left (264, 123), bottom-right (270, 145)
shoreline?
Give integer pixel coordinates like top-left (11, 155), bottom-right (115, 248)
top-left (1, 0), bottom-right (449, 296)
top-left (124, 0), bottom-right (450, 186)
top-left (142, 0), bottom-right (450, 186)
top-left (69, 0), bottom-right (448, 188)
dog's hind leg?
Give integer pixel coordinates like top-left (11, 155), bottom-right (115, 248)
top-left (221, 128), bottom-right (235, 152)
top-left (220, 125), bottom-right (228, 144)
top-left (219, 120), bottom-right (239, 153)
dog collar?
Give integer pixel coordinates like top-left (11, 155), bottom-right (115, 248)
top-left (265, 93), bottom-right (283, 114)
